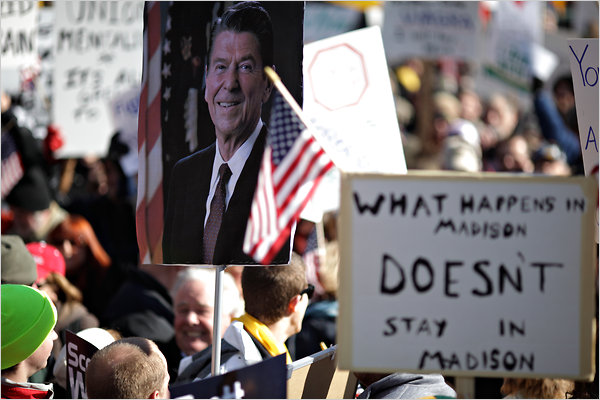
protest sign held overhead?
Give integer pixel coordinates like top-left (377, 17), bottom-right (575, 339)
top-left (337, 172), bottom-right (597, 379)
top-left (381, 2), bottom-right (480, 64)
top-left (1, 1), bottom-right (39, 93)
top-left (567, 38), bottom-right (598, 177)
top-left (477, 1), bottom-right (543, 104)
top-left (52, 1), bottom-right (143, 158)
top-left (303, 26), bottom-right (406, 175)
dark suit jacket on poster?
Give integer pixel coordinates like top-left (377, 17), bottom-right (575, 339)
top-left (163, 126), bottom-right (290, 265)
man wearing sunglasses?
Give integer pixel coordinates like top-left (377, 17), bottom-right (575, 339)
top-left (176, 254), bottom-right (311, 381)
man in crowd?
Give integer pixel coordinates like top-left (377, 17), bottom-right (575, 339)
top-left (162, 1), bottom-right (289, 265)
top-left (171, 268), bottom-right (243, 357)
top-left (85, 337), bottom-right (170, 399)
top-left (1, 284), bottom-right (58, 399)
top-left (176, 254), bottom-right (310, 381)
top-left (1, 235), bottom-right (37, 285)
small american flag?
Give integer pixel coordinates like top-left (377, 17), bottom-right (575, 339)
top-left (1, 133), bottom-right (24, 199)
top-left (244, 91), bottom-right (335, 264)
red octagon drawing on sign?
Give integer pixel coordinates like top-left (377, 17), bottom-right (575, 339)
top-left (308, 43), bottom-right (368, 111)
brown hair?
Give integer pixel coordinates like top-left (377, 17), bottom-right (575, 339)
top-left (242, 253), bottom-right (306, 325)
top-left (501, 378), bottom-right (574, 399)
top-left (43, 272), bottom-right (83, 303)
top-left (85, 337), bottom-right (167, 399)
top-left (47, 215), bottom-right (111, 268)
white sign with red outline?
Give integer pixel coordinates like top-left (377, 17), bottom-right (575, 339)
top-left (303, 26), bottom-right (406, 175)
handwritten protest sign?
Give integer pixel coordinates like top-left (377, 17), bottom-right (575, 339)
top-left (381, 2), bottom-right (479, 64)
top-left (303, 26), bottom-right (406, 175)
top-left (567, 39), bottom-right (598, 177)
top-left (338, 172), bottom-right (596, 379)
top-left (65, 330), bottom-right (99, 399)
top-left (52, 1), bottom-right (143, 158)
top-left (1, 1), bottom-right (38, 93)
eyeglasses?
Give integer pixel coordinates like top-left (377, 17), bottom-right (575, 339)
top-left (299, 284), bottom-right (314, 300)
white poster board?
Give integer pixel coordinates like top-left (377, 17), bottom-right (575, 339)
top-left (567, 39), bottom-right (599, 177)
top-left (52, 1), bottom-right (143, 158)
top-left (381, 2), bottom-right (479, 64)
top-left (303, 26), bottom-right (406, 175)
top-left (338, 172), bottom-right (596, 379)
top-left (1, 1), bottom-right (39, 94)
top-left (478, 1), bottom-right (543, 97)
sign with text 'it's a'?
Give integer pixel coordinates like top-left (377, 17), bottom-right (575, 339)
top-left (52, 1), bottom-right (143, 158)
top-left (337, 172), bottom-right (596, 379)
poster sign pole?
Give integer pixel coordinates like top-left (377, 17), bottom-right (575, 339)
top-left (211, 265), bottom-right (225, 376)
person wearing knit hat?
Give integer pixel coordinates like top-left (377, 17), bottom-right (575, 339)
top-left (1, 235), bottom-right (37, 285)
top-left (1, 284), bottom-right (58, 399)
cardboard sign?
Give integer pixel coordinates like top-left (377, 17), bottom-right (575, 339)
top-left (338, 172), bottom-right (597, 379)
top-left (304, 2), bottom-right (363, 44)
top-left (170, 354), bottom-right (287, 399)
top-left (65, 330), bottom-right (100, 399)
top-left (52, 1), bottom-right (143, 158)
top-left (287, 345), bottom-right (358, 399)
top-left (1, 1), bottom-right (39, 93)
top-left (479, 1), bottom-right (543, 95)
top-left (381, 2), bottom-right (479, 64)
top-left (303, 26), bottom-right (406, 175)
top-left (567, 39), bottom-right (599, 177)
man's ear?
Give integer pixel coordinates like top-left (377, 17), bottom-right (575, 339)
top-left (287, 294), bottom-right (301, 315)
top-left (148, 390), bottom-right (160, 399)
top-left (262, 65), bottom-right (275, 103)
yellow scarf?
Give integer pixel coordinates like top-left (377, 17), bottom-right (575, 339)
top-left (235, 313), bottom-right (292, 364)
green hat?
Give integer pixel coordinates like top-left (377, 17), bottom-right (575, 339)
top-left (1, 284), bottom-right (57, 369)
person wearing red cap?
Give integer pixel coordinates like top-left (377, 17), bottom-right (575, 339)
top-left (26, 242), bottom-right (100, 369)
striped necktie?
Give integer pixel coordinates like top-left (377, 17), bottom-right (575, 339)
top-left (203, 163), bottom-right (232, 264)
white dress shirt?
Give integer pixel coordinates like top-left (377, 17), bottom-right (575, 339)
top-left (204, 120), bottom-right (263, 228)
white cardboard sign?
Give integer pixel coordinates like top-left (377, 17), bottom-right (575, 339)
top-left (567, 39), bottom-right (599, 177)
top-left (338, 172), bottom-right (596, 379)
top-left (52, 1), bottom-right (143, 158)
top-left (479, 1), bottom-right (543, 95)
top-left (381, 2), bottom-right (480, 64)
top-left (303, 26), bottom-right (406, 175)
top-left (1, 1), bottom-right (39, 93)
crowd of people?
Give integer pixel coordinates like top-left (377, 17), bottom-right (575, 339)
top-left (2, 1), bottom-right (598, 399)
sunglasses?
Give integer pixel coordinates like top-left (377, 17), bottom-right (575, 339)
top-left (299, 283), bottom-right (315, 300)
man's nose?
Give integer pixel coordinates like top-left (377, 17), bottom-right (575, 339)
top-left (185, 311), bottom-right (200, 324)
top-left (223, 68), bottom-right (240, 90)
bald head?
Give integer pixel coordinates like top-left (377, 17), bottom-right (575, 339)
top-left (85, 337), bottom-right (169, 399)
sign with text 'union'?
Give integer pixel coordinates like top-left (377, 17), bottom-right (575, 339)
top-left (338, 171), bottom-right (596, 380)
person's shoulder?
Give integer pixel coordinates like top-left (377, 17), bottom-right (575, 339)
top-left (174, 144), bottom-right (216, 169)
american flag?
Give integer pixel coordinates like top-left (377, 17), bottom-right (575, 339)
top-left (244, 91), bottom-right (335, 264)
top-left (136, 1), bottom-right (164, 264)
top-left (1, 133), bottom-right (24, 199)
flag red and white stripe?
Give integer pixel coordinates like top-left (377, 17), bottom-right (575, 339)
top-left (136, 1), bottom-right (163, 264)
top-left (244, 90), bottom-right (335, 264)
top-left (1, 133), bottom-right (24, 199)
